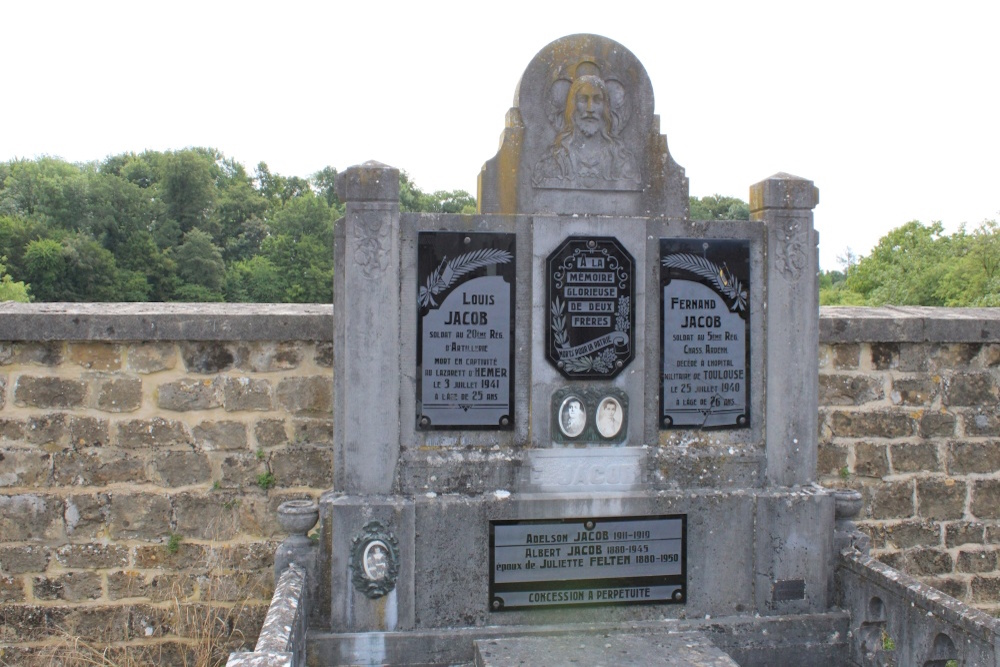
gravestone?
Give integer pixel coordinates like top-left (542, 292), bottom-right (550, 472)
top-left (315, 34), bottom-right (830, 666)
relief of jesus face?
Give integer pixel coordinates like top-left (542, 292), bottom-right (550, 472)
top-left (573, 81), bottom-right (605, 138)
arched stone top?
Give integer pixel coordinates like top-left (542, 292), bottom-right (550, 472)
top-left (478, 34), bottom-right (688, 218)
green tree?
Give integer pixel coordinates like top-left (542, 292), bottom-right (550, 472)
top-left (162, 150), bottom-right (217, 235)
top-left (0, 214), bottom-right (44, 278)
top-left (85, 170), bottom-right (159, 255)
top-left (847, 221), bottom-right (950, 306)
top-left (260, 195), bottom-right (334, 302)
top-left (21, 238), bottom-right (67, 301)
top-left (61, 234), bottom-right (130, 301)
top-left (399, 171), bottom-right (434, 212)
top-left (311, 166), bottom-right (344, 216)
top-left (174, 228), bottom-right (226, 296)
top-left (225, 256), bottom-right (284, 302)
top-left (0, 257), bottom-right (30, 302)
top-left (0, 157), bottom-right (89, 229)
top-left (216, 180), bottom-right (269, 260)
top-left (935, 221), bottom-right (1000, 306)
top-left (398, 171), bottom-right (477, 214)
top-left (689, 195), bottom-right (750, 221)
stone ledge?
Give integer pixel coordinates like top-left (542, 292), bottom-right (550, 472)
top-left (1, 304), bottom-right (997, 344)
top-left (821, 306), bottom-right (1000, 343)
top-left (839, 550), bottom-right (1000, 641)
top-left (0, 303), bottom-right (333, 342)
top-left (475, 632), bottom-right (739, 666)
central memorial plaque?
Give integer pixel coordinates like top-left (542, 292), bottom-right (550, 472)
top-left (489, 515), bottom-right (686, 610)
top-left (417, 231), bottom-right (515, 429)
top-left (546, 237), bottom-right (635, 379)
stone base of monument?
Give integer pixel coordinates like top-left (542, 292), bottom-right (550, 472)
top-left (473, 632), bottom-right (739, 667)
top-left (309, 489), bottom-right (846, 666)
top-left (306, 612), bottom-right (850, 666)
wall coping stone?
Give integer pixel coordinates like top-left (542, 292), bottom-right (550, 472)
top-left (839, 550), bottom-right (1000, 642)
top-left (0, 303), bottom-right (333, 341)
top-left (1, 303), bottom-right (998, 344)
top-left (821, 306), bottom-right (1000, 343)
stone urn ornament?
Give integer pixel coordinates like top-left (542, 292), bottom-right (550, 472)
top-left (277, 499), bottom-right (319, 547)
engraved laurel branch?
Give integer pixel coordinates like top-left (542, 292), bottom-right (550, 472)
top-left (551, 296), bottom-right (626, 375)
top-left (661, 254), bottom-right (747, 312)
top-left (551, 297), bottom-right (570, 349)
top-left (418, 248), bottom-right (512, 308)
top-left (615, 295), bottom-right (631, 332)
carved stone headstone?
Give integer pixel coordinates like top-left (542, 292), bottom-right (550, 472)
top-left (320, 33), bottom-right (829, 667)
top-left (479, 33), bottom-right (689, 218)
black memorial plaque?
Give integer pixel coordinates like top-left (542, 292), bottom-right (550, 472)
top-left (660, 239), bottom-right (750, 429)
top-left (547, 237), bottom-right (634, 379)
top-left (489, 515), bottom-right (686, 610)
top-left (417, 232), bottom-right (515, 429)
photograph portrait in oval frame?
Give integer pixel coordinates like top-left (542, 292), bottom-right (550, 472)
top-left (558, 395), bottom-right (587, 438)
top-left (596, 396), bottom-right (624, 438)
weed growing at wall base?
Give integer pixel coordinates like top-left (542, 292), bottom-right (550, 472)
top-left (255, 472), bottom-right (275, 491)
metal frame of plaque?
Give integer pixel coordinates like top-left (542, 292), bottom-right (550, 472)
top-left (546, 237), bottom-right (635, 379)
top-left (417, 232), bottom-right (515, 429)
top-left (489, 514), bottom-right (686, 611)
top-left (660, 238), bottom-right (751, 430)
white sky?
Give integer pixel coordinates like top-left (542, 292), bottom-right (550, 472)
top-left (3, 0), bottom-right (998, 270)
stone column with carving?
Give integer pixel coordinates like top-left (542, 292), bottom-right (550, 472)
top-left (750, 173), bottom-right (820, 487)
top-left (333, 162), bottom-right (401, 494)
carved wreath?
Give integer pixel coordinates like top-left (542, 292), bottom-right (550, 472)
top-left (550, 296), bottom-right (629, 374)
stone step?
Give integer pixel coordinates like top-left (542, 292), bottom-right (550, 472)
top-left (306, 611), bottom-right (851, 666)
top-left (473, 632), bottom-right (739, 667)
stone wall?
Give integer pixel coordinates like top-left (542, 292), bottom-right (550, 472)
top-left (0, 304), bottom-right (332, 663)
top-left (1, 303), bottom-right (1000, 660)
top-left (818, 306), bottom-right (1000, 616)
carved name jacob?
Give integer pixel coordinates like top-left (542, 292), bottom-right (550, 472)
top-left (532, 61), bottom-right (641, 191)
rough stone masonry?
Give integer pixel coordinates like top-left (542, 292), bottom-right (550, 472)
top-left (2, 305), bottom-right (1000, 660)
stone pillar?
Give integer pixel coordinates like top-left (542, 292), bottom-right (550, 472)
top-left (750, 173), bottom-right (820, 487)
top-left (333, 162), bottom-right (401, 494)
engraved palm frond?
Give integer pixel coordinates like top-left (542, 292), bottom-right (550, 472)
top-left (661, 254), bottom-right (747, 312)
top-left (418, 249), bottom-right (513, 308)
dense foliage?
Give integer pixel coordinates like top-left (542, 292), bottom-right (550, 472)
top-left (820, 220), bottom-right (1000, 306)
top-left (2, 159), bottom-right (994, 307)
top-left (0, 151), bottom-right (474, 303)
top-left (689, 194), bottom-right (750, 221)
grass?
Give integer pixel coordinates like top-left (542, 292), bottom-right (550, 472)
top-left (27, 581), bottom-right (257, 667)
top-left (17, 511), bottom-right (269, 667)
top-left (255, 472), bottom-right (275, 491)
